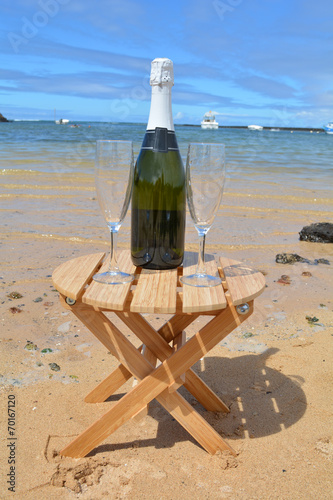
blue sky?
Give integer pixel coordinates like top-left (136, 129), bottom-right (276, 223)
top-left (1, 0), bottom-right (332, 127)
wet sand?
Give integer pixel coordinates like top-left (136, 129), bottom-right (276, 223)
top-left (0, 168), bottom-right (332, 499)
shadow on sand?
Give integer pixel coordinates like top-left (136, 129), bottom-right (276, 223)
top-left (89, 347), bottom-right (306, 455)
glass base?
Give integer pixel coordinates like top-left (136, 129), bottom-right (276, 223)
top-left (92, 270), bottom-right (134, 285)
top-left (180, 273), bottom-right (222, 288)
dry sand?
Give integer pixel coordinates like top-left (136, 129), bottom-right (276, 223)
top-left (0, 169), bottom-right (332, 499)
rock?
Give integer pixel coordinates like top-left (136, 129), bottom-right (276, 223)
top-left (25, 341), bottom-right (38, 351)
top-left (0, 112), bottom-right (9, 122)
top-left (314, 258), bottom-right (330, 265)
top-left (299, 222), bottom-right (333, 243)
top-left (7, 292), bottom-right (23, 299)
top-left (275, 253), bottom-right (310, 264)
top-left (306, 315), bottom-right (319, 324)
top-left (49, 363), bottom-right (60, 371)
top-left (9, 307), bottom-right (23, 314)
top-left (277, 275), bottom-right (291, 285)
top-left (276, 253), bottom-right (330, 265)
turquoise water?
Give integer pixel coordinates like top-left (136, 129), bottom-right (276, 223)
top-left (0, 121), bottom-right (332, 266)
top-left (0, 121), bottom-right (332, 190)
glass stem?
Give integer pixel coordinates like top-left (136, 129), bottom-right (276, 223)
top-left (108, 229), bottom-right (119, 273)
top-left (196, 232), bottom-right (206, 275)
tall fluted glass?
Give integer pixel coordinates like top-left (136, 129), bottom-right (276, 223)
top-left (93, 140), bottom-right (134, 284)
top-left (180, 143), bottom-right (226, 287)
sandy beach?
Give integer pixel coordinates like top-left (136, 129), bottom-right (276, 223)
top-left (1, 155), bottom-right (333, 499)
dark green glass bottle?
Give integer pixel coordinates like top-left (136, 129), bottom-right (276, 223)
top-left (131, 58), bottom-right (185, 270)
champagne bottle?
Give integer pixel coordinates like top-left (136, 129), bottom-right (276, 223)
top-left (131, 58), bottom-right (186, 270)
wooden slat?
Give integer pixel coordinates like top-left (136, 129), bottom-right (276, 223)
top-left (82, 251), bottom-right (136, 310)
top-left (220, 257), bottom-right (266, 306)
top-left (182, 252), bottom-right (227, 313)
top-left (130, 267), bottom-right (177, 313)
top-left (52, 252), bottom-right (105, 300)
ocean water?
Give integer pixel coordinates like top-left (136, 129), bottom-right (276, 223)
top-left (1, 120), bottom-right (332, 185)
top-left (0, 121), bottom-right (332, 259)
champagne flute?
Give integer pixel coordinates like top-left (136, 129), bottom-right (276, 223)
top-left (93, 140), bottom-right (134, 284)
top-left (180, 143), bottom-right (226, 287)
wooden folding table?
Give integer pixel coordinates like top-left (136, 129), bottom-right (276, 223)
top-left (52, 250), bottom-right (265, 458)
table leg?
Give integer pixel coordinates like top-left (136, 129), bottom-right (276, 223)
top-left (169, 331), bottom-right (186, 391)
top-left (60, 301), bottom-right (252, 457)
top-left (131, 345), bottom-right (157, 421)
top-left (118, 311), bottom-right (229, 412)
top-left (83, 313), bottom-right (193, 403)
top-left (158, 313), bottom-right (200, 343)
top-left (85, 310), bottom-right (228, 411)
top-left (85, 364), bottom-right (132, 403)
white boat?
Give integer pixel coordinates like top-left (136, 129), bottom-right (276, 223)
top-left (55, 118), bottom-right (69, 124)
top-left (248, 124), bottom-right (263, 130)
top-left (54, 109), bottom-right (69, 124)
top-left (201, 111), bottom-right (219, 129)
top-left (323, 123), bottom-right (333, 134)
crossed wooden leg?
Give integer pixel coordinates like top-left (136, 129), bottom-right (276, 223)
top-left (86, 311), bottom-right (229, 412)
top-left (60, 298), bottom-right (253, 458)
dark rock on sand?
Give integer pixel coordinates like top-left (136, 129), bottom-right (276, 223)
top-left (306, 315), bottom-right (319, 324)
top-left (299, 222), bottom-right (333, 243)
top-left (10, 306), bottom-right (23, 314)
top-left (25, 341), bottom-right (37, 350)
top-left (314, 258), bottom-right (330, 265)
top-left (277, 275), bottom-right (291, 285)
top-left (276, 253), bottom-right (330, 265)
top-left (7, 292), bottom-right (23, 299)
top-left (276, 253), bottom-right (310, 264)
top-left (49, 363), bottom-right (60, 372)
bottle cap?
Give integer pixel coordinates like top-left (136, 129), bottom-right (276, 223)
top-left (150, 58), bottom-right (174, 86)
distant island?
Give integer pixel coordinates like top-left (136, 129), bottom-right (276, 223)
top-left (0, 113), bottom-right (9, 122)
